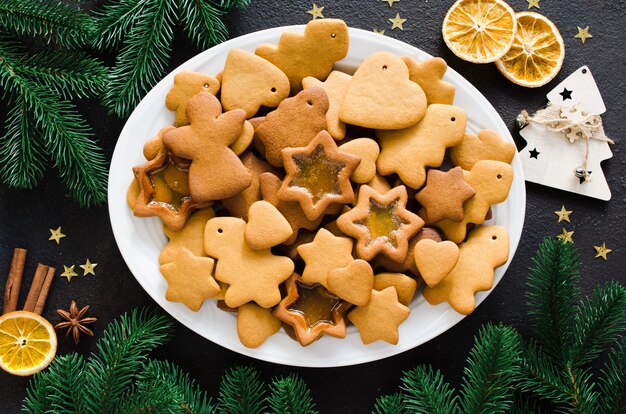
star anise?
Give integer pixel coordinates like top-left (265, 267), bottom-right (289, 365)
top-left (54, 300), bottom-right (97, 344)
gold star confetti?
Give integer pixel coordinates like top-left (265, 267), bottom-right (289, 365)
top-left (307, 3), bottom-right (324, 19)
top-left (557, 228), bottom-right (574, 244)
top-left (373, 28), bottom-right (385, 35)
top-left (48, 226), bottom-right (66, 244)
top-left (80, 259), bottom-right (98, 276)
top-left (575, 26), bottom-right (592, 43)
top-left (594, 243), bottom-right (612, 260)
top-left (389, 13), bottom-right (407, 30)
top-left (61, 265), bottom-right (78, 282)
top-left (555, 206), bottom-right (573, 223)
top-left (527, 0), bottom-right (540, 8)
top-left (382, 0), bottom-right (399, 7)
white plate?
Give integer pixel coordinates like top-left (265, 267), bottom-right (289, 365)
top-left (108, 26), bottom-right (526, 367)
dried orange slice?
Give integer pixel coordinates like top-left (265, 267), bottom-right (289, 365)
top-left (495, 12), bottom-right (565, 87)
top-left (0, 311), bottom-right (57, 376)
top-left (442, 0), bottom-right (517, 63)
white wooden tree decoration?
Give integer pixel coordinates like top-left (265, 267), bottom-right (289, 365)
top-left (518, 66), bottom-right (614, 201)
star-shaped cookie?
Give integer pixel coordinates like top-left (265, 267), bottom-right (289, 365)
top-left (132, 148), bottom-right (209, 231)
top-left (337, 185), bottom-right (424, 263)
top-left (159, 208), bottom-right (215, 265)
top-left (159, 248), bottom-right (220, 311)
top-left (415, 167), bottom-right (475, 223)
top-left (259, 172), bottom-right (324, 244)
top-left (297, 228), bottom-right (354, 288)
top-left (278, 131), bottom-right (360, 221)
top-left (272, 274), bottom-right (351, 346)
top-left (348, 287), bottom-right (409, 345)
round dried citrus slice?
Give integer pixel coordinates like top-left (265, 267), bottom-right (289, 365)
top-left (495, 12), bottom-right (565, 87)
top-left (442, 0), bottom-right (517, 63)
top-left (0, 311), bottom-right (57, 376)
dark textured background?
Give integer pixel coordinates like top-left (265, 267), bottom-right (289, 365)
top-left (1, 0), bottom-right (624, 412)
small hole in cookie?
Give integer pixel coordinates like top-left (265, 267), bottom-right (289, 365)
top-left (217, 228), bottom-right (223, 234)
top-left (451, 117), bottom-right (456, 122)
top-left (492, 235), bottom-right (497, 240)
top-left (331, 33), bottom-right (337, 38)
top-left (497, 173), bottom-right (502, 179)
top-left (306, 100), bottom-right (313, 106)
top-left (271, 87), bottom-right (276, 92)
top-left (203, 83), bottom-right (209, 88)
top-left (382, 65), bottom-right (388, 71)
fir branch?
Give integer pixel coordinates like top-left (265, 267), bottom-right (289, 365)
top-left (218, 0), bottom-right (251, 8)
top-left (102, 0), bottom-right (177, 117)
top-left (526, 238), bottom-right (579, 364)
top-left (598, 339), bottom-right (626, 414)
top-left (217, 366), bottom-right (266, 414)
top-left (81, 309), bottom-right (174, 414)
top-left (178, 0), bottom-right (228, 51)
top-left (267, 374), bottom-right (318, 414)
top-left (571, 281), bottom-right (626, 366)
top-left (372, 392), bottom-right (407, 414)
top-left (15, 51), bottom-right (108, 99)
top-left (400, 365), bottom-right (457, 413)
top-left (0, 0), bottom-right (95, 48)
top-left (23, 366), bottom-right (52, 414)
top-left (92, 0), bottom-right (152, 50)
top-left (0, 35), bottom-right (108, 206)
top-left (0, 97), bottom-right (47, 189)
top-left (458, 323), bottom-right (522, 414)
top-left (519, 340), bottom-right (571, 404)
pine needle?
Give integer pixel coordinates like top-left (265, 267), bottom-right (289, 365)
top-left (217, 366), bottom-right (266, 414)
top-left (267, 374), bottom-right (318, 414)
top-left (0, 0), bottom-right (95, 47)
top-left (178, 0), bottom-right (228, 51)
top-left (372, 392), bottom-right (407, 414)
top-left (526, 238), bottom-right (580, 364)
top-left (598, 340), bottom-right (626, 414)
top-left (400, 365), bottom-right (457, 413)
top-left (458, 323), bottom-right (522, 414)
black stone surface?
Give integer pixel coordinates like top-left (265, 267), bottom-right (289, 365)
top-left (1, 0), bottom-right (624, 412)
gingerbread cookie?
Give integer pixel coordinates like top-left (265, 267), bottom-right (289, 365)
top-left (144, 126), bottom-right (174, 160)
top-left (337, 185), bottom-right (424, 263)
top-left (279, 131), bottom-right (360, 221)
top-left (255, 87), bottom-right (329, 167)
top-left (372, 227), bottom-right (442, 275)
top-left (127, 179), bottom-right (140, 211)
top-left (449, 129), bottom-right (516, 170)
top-left (259, 172), bottom-right (324, 244)
top-left (365, 174), bottom-right (392, 195)
top-left (256, 19), bottom-right (349, 92)
top-left (339, 51), bottom-right (427, 130)
top-left (401, 56), bottom-right (455, 105)
top-left (413, 239), bottom-right (460, 287)
top-left (204, 216), bottom-right (294, 308)
top-left (230, 120), bottom-right (254, 156)
top-left (159, 207), bottom-right (216, 265)
top-left (237, 302), bottom-right (281, 348)
top-left (327, 259), bottom-right (374, 306)
top-left (297, 228), bottom-right (354, 288)
top-left (272, 273), bottom-right (351, 346)
top-left (338, 138), bottom-right (380, 184)
top-left (159, 248), bottom-right (220, 311)
top-left (220, 48), bottom-right (290, 118)
top-left (415, 167), bottom-right (475, 223)
top-left (348, 287), bottom-right (410, 345)
top-left (166, 71), bottom-right (220, 126)
top-left (221, 151), bottom-right (279, 220)
top-left (163, 93), bottom-right (251, 202)
top-left (302, 70), bottom-right (352, 140)
top-left (434, 160), bottom-right (513, 243)
top-left (244, 200), bottom-right (293, 250)
top-left (373, 273), bottom-right (418, 306)
top-left (421, 225), bottom-right (509, 315)
top-left (377, 104), bottom-right (467, 189)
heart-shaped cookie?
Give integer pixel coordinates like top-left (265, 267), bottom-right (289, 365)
top-left (339, 51), bottom-right (427, 130)
top-left (237, 302), bottom-right (281, 348)
top-left (338, 138), bottom-right (380, 184)
top-left (245, 200), bottom-right (293, 250)
top-left (413, 239), bottom-right (459, 287)
top-left (327, 259), bottom-right (374, 306)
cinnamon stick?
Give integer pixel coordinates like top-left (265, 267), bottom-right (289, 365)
top-left (23, 263), bottom-right (48, 313)
top-left (3, 248), bottom-right (27, 315)
top-left (33, 266), bottom-right (55, 315)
